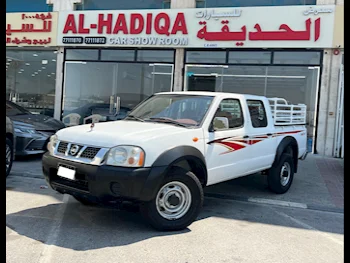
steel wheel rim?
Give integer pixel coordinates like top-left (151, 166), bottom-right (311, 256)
top-left (280, 162), bottom-right (291, 186)
top-left (6, 144), bottom-right (12, 172)
top-left (156, 181), bottom-right (192, 220)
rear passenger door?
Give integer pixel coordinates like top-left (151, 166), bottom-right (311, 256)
top-left (245, 99), bottom-right (277, 171)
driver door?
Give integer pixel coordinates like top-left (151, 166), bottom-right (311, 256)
top-left (205, 98), bottom-right (252, 185)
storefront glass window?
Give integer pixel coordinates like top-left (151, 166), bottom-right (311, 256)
top-left (228, 51), bottom-right (271, 64)
top-left (66, 49), bottom-right (99, 61)
top-left (6, 0), bottom-right (52, 12)
top-left (62, 61), bottom-right (173, 125)
top-left (186, 51), bottom-right (226, 64)
top-left (273, 51), bottom-right (321, 65)
top-left (6, 49), bottom-right (57, 117)
top-left (101, 49), bottom-right (135, 61)
top-left (195, 0), bottom-right (316, 8)
top-left (137, 50), bottom-right (174, 62)
top-left (76, 0), bottom-right (171, 10)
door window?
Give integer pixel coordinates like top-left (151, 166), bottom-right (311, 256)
top-left (247, 100), bottom-right (267, 128)
top-left (213, 99), bottom-right (244, 130)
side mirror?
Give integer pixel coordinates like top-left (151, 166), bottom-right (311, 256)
top-left (212, 117), bottom-right (229, 131)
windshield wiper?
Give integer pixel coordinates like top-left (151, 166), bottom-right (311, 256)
top-left (125, 115), bottom-right (145, 122)
top-left (148, 117), bottom-right (188, 127)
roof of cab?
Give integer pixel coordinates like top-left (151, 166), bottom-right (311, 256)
top-left (155, 91), bottom-right (267, 100)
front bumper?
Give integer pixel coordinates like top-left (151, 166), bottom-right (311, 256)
top-left (16, 133), bottom-right (51, 156)
top-left (42, 153), bottom-right (166, 203)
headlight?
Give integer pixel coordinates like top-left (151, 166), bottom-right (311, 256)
top-left (47, 134), bottom-right (58, 155)
top-left (14, 127), bottom-right (38, 134)
top-left (106, 146), bottom-right (145, 167)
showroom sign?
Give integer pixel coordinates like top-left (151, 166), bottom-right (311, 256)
top-left (6, 12), bottom-right (58, 46)
top-left (57, 5), bottom-right (335, 48)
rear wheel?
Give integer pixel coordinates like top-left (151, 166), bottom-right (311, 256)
top-left (6, 138), bottom-right (13, 178)
top-left (267, 153), bottom-right (294, 194)
top-left (140, 167), bottom-right (203, 231)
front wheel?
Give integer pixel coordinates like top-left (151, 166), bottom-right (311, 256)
top-left (267, 153), bottom-right (294, 194)
top-left (140, 167), bottom-right (203, 231)
top-left (6, 138), bottom-right (13, 178)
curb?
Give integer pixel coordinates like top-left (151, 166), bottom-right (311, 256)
top-left (204, 193), bottom-right (344, 214)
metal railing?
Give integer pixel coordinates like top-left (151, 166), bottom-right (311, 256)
top-left (268, 97), bottom-right (306, 125)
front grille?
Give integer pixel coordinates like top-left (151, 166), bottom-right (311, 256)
top-left (80, 147), bottom-right (100, 159)
top-left (56, 141), bottom-right (101, 160)
top-left (57, 142), bottom-right (68, 153)
top-left (26, 139), bottom-right (48, 150)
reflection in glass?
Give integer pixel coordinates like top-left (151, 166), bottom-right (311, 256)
top-left (186, 51), bottom-right (226, 64)
top-left (129, 94), bottom-right (214, 127)
top-left (6, 49), bottom-right (57, 117)
top-left (63, 62), bottom-right (173, 125)
top-left (228, 51), bottom-right (271, 64)
top-left (137, 50), bottom-right (174, 62)
top-left (65, 49), bottom-right (99, 60)
top-left (101, 49), bottom-right (135, 61)
top-left (273, 51), bottom-right (321, 65)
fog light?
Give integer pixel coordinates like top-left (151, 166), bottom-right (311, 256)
top-left (111, 182), bottom-right (121, 196)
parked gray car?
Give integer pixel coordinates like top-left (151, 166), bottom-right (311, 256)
top-left (6, 100), bottom-right (65, 156)
top-left (6, 116), bottom-right (15, 177)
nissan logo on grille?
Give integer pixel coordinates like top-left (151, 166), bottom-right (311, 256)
top-left (70, 145), bottom-right (80, 156)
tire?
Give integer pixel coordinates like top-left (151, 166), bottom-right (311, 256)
top-left (140, 167), bottom-right (203, 231)
top-left (267, 153), bottom-right (294, 194)
top-left (6, 138), bottom-right (13, 178)
top-left (73, 195), bottom-right (96, 206)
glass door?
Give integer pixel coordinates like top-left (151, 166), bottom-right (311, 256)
top-left (184, 64), bottom-right (228, 92)
top-left (62, 61), bottom-right (173, 126)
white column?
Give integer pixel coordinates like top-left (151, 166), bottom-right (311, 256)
top-left (171, 0), bottom-right (196, 91)
top-left (47, 0), bottom-right (81, 119)
top-left (316, 49), bottom-right (344, 156)
top-left (53, 47), bottom-right (64, 119)
top-left (47, 0), bottom-right (82, 11)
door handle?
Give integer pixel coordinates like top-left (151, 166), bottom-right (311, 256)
top-left (267, 133), bottom-right (272, 136)
top-left (243, 135), bottom-right (249, 139)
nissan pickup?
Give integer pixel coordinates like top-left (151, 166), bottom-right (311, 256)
top-left (42, 92), bottom-right (308, 231)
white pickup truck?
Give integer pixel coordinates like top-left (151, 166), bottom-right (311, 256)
top-left (43, 92), bottom-right (308, 231)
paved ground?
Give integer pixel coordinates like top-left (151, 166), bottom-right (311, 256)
top-left (7, 154), bottom-right (344, 263)
top-left (12, 154), bottom-right (344, 211)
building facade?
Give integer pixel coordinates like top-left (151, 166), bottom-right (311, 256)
top-left (5, 0), bottom-right (344, 157)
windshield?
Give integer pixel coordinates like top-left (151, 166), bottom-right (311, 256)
top-left (6, 101), bottom-right (31, 116)
top-left (127, 94), bottom-right (214, 127)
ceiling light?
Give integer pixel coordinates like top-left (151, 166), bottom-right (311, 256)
top-left (52, 59), bottom-right (56, 62)
top-left (32, 74), bottom-right (35, 77)
top-left (7, 59), bottom-right (12, 61)
top-left (18, 72), bottom-right (22, 74)
top-left (20, 69), bottom-right (24, 71)
top-left (42, 60), bottom-right (48, 64)
top-left (42, 67), bottom-right (46, 69)
top-left (34, 72), bottom-right (38, 74)
top-left (51, 72), bottom-right (55, 75)
top-left (53, 51), bottom-right (57, 54)
top-left (33, 54), bottom-right (38, 57)
top-left (25, 63), bottom-right (30, 66)
top-left (38, 70), bottom-right (42, 72)
top-left (6, 62), bottom-right (10, 65)
top-left (47, 75), bottom-right (51, 77)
